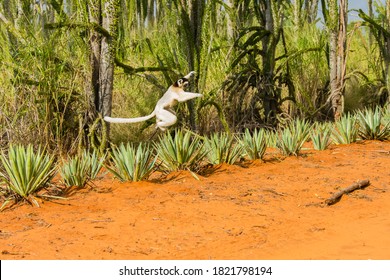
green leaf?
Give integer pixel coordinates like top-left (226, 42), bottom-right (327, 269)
top-left (205, 132), bottom-right (243, 165)
top-left (106, 143), bottom-right (156, 182)
top-left (154, 129), bottom-right (206, 172)
top-left (0, 145), bottom-right (56, 202)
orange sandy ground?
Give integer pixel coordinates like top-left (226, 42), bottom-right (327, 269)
top-left (0, 140), bottom-right (389, 260)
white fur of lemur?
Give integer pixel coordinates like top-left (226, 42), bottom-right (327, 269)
top-left (103, 71), bottom-right (202, 131)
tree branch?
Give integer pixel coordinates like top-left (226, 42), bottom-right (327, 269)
top-left (114, 58), bottom-right (171, 74)
top-left (45, 22), bottom-right (112, 38)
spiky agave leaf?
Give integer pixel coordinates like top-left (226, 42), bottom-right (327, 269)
top-left (382, 104), bottom-right (390, 127)
top-left (106, 143), bottom-right (156, 182)
top-left (85, 149), bottom-right (106, 180)
top-left (310, 122), bottom-right (333, 150)
top-left (205, 132), bottom-right (243, 164)
top-left (332, 113), bottom-right (359, 144)
top-left (276, 118), bottom-right (311, 156)
top-left (0, 145), bottom-right (56, 204)
top-left (357, 107), bottom-right (390, 140)
top-left (154, 130), bottom-right (207, 172)
top-left (265, 129), bottom-right (278, 148)
top-left (60, 155), bottom-right (89, 188)
top-left (238, 128), bottom-right (267, 160)
top-left (59, 149), bottom-right (105, 188)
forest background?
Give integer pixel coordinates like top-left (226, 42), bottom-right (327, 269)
top-left (0, 0), bottom-right (389, 154)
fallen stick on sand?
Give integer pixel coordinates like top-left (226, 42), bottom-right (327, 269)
top-left (325, 179), bottom-right (370, 206)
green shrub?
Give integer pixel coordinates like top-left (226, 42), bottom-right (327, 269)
top-left (107, 143), bottom-right (156, 182)
top-left (60, 156), bottom-right (90, 188)
top-left (332, 113), bottom-right (359, 144)
top-left (310, 122), bottom-right (333, 150)
top-left (383, 104), bottom-right (390, 127)
top-left (276, 118), bottom-right (311, 156)
top-left (265, 130), bottom-right (278, 148)
top-left (88, 150), bottom-right (106, 180)
top-left (0, 145), bottom-right (56, 207)
top-left (205, 132), bottom-right (243, 164)
top-left (357, 107), bottom-right (390, 140)
top-left (238, 128), bottom-right (267, 160)
top-left (60, 150), bottom-right (105, 188)
top-left (154, 130), bottom-right (207, 172)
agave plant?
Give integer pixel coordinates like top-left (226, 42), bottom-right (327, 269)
top-left (332, 113), bottom-right (359, 144)
top-left (310, 122), bottom-right (333, 150)
top-left (88, 150), bottom-right (106, 180)
top-left (265, 129), bottom-right (278, 148)
top-left (238, 128), bottom-right (267, 160)
top-left (60, 150), bottom-right (105, 188)
top-left (154, 130), bottom-right (207, 172)
top-left (383, 104), bottom-right (390, 127)
top-left (60, 156), bottom-right (90, 188)
top-left (0, 145), bottom-right (56, 207)
top-left (106, 143), bottom-right (156, 182)
top-left (357, 107), bottom-right (390, 141)
top-left (205, 132), bottom-right (243, 165)
top-left (276, 118), bottom-right (311, 156)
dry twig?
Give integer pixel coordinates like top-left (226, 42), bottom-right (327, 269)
top-left (325, 179), bottom-right (370, 206)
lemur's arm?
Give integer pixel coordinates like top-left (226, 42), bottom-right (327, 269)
top-left (176, 71), bottom-right (202, 102)
top-left (176, 91), bottom-right (203, 102)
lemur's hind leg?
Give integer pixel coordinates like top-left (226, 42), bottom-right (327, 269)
top-left (156, 109), bottom-right (177, 131)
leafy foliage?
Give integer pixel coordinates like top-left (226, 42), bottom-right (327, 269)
top-left (60, 150), bottom-right (105, 188)
top-left (106, 143), bottom-right (156, 182)
top-left (357, 107), bottom-right (390, 140)
top-left (60, 156), bottom-right (90, 188)
top-left (238, 128), bottom-right (267, 160)
top-left (154, 130), bottom-right (207, 172)
top-left (0, 145), bottom-right (56, 207)
top-left (265, 130), bottom-right (278, 148)
top-left (204, 133), bottom-right (243, 164)
top-left (276, 119), bottom-right (311, 156)
top-left (383, 104), bottom-right (390, 127)
top-left (332, 113), bottom-right (359, 144)
top-left (310, 122), bottom-right (333, 150)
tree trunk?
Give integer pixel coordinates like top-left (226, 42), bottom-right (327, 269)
top-left (147, 0), bottom-right (155, 27)
top-left (176, 0), bottom-right (205, 131)
top-left (87, 0), bottom-right (102, 114)
top-left (86, 0), bottom-right (119, 140)
top-left (261, 0), bottom-right (281, 126)
top-left (328, 0), bottom-right (347, 120)
top-left (386, 0), bottom-right (390, 103)
top-left (99, 0), bottom-right (118, 119)
top-left (226, 0), bottom-right (237, 41)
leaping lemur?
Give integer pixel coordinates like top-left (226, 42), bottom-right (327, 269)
top-left (104, 71), bottom-right (202, 131)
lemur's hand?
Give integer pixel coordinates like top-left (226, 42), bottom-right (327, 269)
top-left (184, 71), bottom-right (196, 79)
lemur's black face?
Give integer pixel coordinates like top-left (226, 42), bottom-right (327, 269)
top-left (173, 77), bottom-right (189, 88)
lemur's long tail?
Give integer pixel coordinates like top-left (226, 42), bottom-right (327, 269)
top-left (104, 111), bottom-right (155, 124)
